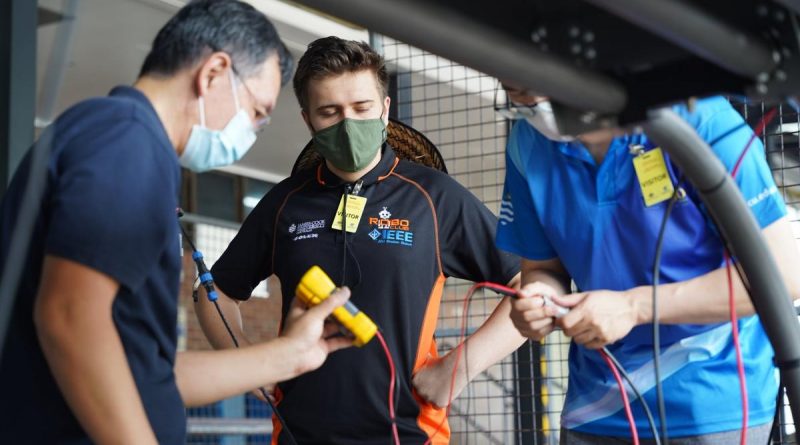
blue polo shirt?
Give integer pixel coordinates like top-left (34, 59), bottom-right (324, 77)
top-left (497, 97), bottom-right (786, 437)
top-left (0, 86), bottom-right (184, 444)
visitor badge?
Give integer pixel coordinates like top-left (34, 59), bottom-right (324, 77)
top-left (332, 194), bottom-right (367, 233)
top-left (632, 147), bottom-right (674, 207)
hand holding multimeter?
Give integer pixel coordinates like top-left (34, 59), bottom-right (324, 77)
top-left (295, 266), bottom-right (378, 347)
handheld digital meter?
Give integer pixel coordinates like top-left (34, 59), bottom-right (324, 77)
top-left (295, 265), bottom-right (377, 347)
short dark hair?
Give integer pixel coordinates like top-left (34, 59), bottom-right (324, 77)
top-left (293, 36), bottom-right (388, 111)
top-left (139, 0), bottom-right (293, 85)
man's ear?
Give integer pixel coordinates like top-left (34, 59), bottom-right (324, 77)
top-left (382, 96), bottom-right (391, 125)
top-left (194, 52), bottom-right (233, 97)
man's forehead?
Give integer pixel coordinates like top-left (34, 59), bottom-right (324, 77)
top-left (308, 71), bottom-right (383, 102)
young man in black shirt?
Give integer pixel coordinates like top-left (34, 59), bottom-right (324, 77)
top-left (199, 36), bottom-right (524, 444)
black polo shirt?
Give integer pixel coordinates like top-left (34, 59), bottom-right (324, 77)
top-left (212, 145), bottom-right (518, 444)
top-left (0, 86), bottom-right (184, 444)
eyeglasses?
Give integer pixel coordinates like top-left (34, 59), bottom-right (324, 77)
top-left (493, 81), bottom-right (540, 120)
top-left (232, 69), bottom-right (272, 132)
top-left (239, 79), bottom-right (271, 130)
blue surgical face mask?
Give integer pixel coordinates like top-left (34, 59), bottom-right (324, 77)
top-left (180, 70), bottom-right (258, 172)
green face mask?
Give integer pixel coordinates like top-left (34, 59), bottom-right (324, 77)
top-left (312, 117), bottom-right (387, 173)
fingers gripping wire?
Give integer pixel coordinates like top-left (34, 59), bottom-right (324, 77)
top-left (177, 216), bottom-right (299, 445)
top-left (500, 283), bottom-right (658, 444)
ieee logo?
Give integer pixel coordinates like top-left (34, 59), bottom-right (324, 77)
top-left (367, 205), bottom-right (414, 247)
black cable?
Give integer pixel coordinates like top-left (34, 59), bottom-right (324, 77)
top-left (650, 117), bottom-right (770, 444)
top-left (652, 183), bottom-right (681, 445)
top-left (212, 300), bottom-right (240, 348)
top-left (602, 346), bottom-right (661, 445)
top-left (0, 128), bottom-right (54, 363)
top-left (210, 296), bottom-right (271, 404)
top-left (178, 220), bottom-right (298, 445)
top-left (342, 184), bottom-right (397, 431)
top-left (706, 123), bottom-right (748, 148)
top-left (341, 186), bottom-right (349, 286)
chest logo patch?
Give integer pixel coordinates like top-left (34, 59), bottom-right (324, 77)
top-left (367, 206), bottom-right (414, 247)
top-left (289, 219), bottom-right (325, 241)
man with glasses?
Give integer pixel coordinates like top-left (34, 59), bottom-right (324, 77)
top-left (0, 2), bottom-right (353, 444)
top-left (494, 83), bottom-right (800, 443)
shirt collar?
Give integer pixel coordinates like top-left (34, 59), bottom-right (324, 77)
top-left (557, 133), bottom-right (648, 166)
top-left (109, 86), bottom-right (159, 119)
top-left (108, 85), bottom-right (172, 150)
top-left (316, 143), bottom-right (399, 188)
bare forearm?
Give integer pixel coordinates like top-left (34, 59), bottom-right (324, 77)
top-left (175, 339), bottom-right (304, 407)
top-left (195, 290), bottom-right (251, 349)
top-left (450, 274), bottom-right (525, 382)
top-left (457, 297), bottom-right (526, 381)
top-left (632, 217), bottom-right (800, 325)
top-left (628, 266), bottom-right (752, 325)
top-left (522, 266), bottom-right (570, 295)
top-left (37, 313), bottom-right (157, 444)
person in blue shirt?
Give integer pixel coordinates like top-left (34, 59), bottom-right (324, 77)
top-left (0, 2), bottom-right (353, 444)
top-left (495, 84), bottom-right (800, 444)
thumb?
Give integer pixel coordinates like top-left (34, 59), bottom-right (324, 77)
top-left (286, 296), bottom-right (306, 321)
top-left (552, 292), bottom-right (585, 308)
top-left (305, 286), bottom-right (351, 320)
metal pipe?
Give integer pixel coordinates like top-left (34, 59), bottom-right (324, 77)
top-left (293, 0), bottom-right (627, 114)
top-left (643, 108), bottom-right (800, 425)
top-left (585, 0), bottom-right (777, 80)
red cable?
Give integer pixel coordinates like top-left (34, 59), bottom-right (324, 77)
top-left (600, 350), bottom-right (640, 445)
top-left (731, 107), bottom-right (777, 178)
top-left (724, 105), bottom-right (776, 444)
top-left (376, 331), bottom-right (401, 445)
top-left (424, 282), bottom-right (515, 445)
top-left (724, 251), bottom-right (748, 445)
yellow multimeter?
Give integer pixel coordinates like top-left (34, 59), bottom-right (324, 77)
top-left (295, 266), bottom-right (377, 347)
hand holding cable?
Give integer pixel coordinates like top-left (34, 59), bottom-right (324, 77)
top-left (553, 289), bottom-right (641, 350)
top-left (511, 283), bottom-right (657, 445)
top-left (508, 281), bottom-right (565, 340)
